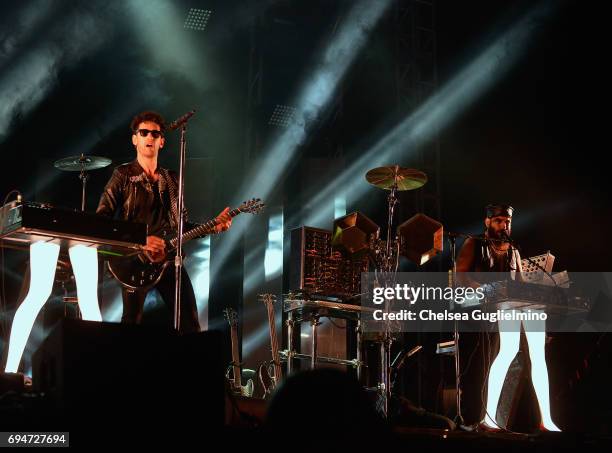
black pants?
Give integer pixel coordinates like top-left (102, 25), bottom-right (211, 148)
top-left (121, 267), bottom-right (201, 334)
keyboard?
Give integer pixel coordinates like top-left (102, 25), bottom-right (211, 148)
top-left (0, 201), bottom-right (146, 256)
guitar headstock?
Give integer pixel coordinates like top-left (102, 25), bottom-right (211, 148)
top-left (223, 307), bottom-right (238, 327)
top-left (258, 293), bottom-right (277, 307)
top-left (238, 198), bottom-right (265, 215)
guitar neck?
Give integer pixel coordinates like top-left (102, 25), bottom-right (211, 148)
top-left (266, 303), bottom-right (282, 381)
top-left (229, 325), bottom-right (242, 389)
top-left (169, 207), bottom-right (242, 249)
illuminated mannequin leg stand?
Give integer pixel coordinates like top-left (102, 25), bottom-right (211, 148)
top-left (524, 316), bottom-right (560, 431)
top-left (4, 242), bottom-right (102, 373)
top-left (482, 317), bottom-right (520, 428)
top-left (68, 245), bottom-right (102, 322)
top-left (4, 241), bottom-right (60, 373)
top-left (482, 312), bottom-right (560, 431)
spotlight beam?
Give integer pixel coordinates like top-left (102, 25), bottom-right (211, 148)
top-left (0, 0), bottom-right (54, 73)
top-left (235, 0), bottom-right (392, 206)
top-left (0, 2), bottom-right (115, 142)
top-left (302, 1), bottom-right (557, 229)
top-left (212, 0), bottom-right (392, 283)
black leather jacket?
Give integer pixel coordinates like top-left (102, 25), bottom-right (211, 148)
top-left (96, 160), bottom-right (196, 233)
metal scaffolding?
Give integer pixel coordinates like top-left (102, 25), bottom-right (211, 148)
top-left (395, 0), bottom-right (441, 222)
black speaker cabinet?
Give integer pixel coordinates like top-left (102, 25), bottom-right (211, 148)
top-left (32, 319), bottom-right (224, 429)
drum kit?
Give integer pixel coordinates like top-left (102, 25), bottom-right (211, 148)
top-left (280, 164), bottom-right (440, 418)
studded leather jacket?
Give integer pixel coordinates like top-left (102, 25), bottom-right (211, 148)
top-left (96, 160), bottom-right (196, 234)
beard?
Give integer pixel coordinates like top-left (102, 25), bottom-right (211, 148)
top-left (487, 226), bottom-right (510, 240)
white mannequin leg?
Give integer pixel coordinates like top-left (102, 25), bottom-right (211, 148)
top-left (4, 241), bottom-right (59, 373)
top-left (483, 316), bottom-right (521, 427)
top-left (68, 245), bottom-right (102, 322)
top-left (524, 314), bottom-right (560, 431)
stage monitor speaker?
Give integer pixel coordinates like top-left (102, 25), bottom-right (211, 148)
top-left (32, 319), bottom-right (224, 428)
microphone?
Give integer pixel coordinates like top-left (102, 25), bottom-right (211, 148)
top-left (167, 110), bottom-right (196, 131)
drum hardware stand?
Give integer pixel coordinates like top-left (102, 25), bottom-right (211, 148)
top-left (310, 316), bottom-right (320, 369)
top-left (384, 183), bottom-right (398, 272)
top-left (285, 315), bottom-right (295, 375)
top-left (54, 153), bottom-right (112, 212)
top-left (364, 165), bottom-right (428, 419)
top-left (376, 181), bottom-right (400, 418)
top-left (78, 158), bottom-right (89, 212)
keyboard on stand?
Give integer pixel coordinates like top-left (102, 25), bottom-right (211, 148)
top-left (0, 200), bottom-right (147, 256)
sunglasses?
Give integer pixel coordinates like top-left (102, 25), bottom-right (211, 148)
top-left (135, 129), bottom-right (163, 139)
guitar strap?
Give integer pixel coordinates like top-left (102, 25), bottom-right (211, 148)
top-left (158, 168), bottom-right (181, 229)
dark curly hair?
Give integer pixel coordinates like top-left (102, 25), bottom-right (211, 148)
top-left (130, 111), bottom-right (166, 133)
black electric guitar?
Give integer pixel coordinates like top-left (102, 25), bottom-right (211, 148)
top-left (108, 198), bottom-right (264, 290)
top-left (224, 307), bottom-right (254, 397)
top-left (258, 293), bottom-right (282, 397)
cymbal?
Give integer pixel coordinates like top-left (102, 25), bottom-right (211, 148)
top-left (365, 165), bottom-right (427, 191)
top-left (53, 154), bottom-right (112, 172)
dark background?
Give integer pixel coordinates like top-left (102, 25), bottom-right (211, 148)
top-left (0, 0), bottom-right (609, 432)
top-left (0, 0), bottom-right (606, 269)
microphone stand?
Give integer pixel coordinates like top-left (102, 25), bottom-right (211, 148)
top-left (446, 232), bottom-right (464, 425)
top-left (445, 230), bottom-right (492, 426)
top-left (172, 112), bottom-right (195, 332)
top-left (444, 230), bottom-right (554, 427)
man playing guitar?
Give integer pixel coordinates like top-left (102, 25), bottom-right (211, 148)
top-left (96, 110), bottom-right (232, 332)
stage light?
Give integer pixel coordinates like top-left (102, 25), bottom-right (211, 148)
top-left (269, 105), bottom-right (297, 128)
top-left (124, 0), bottom-right (215, 88)
top-left (184, 8), bottom-right (213, 31)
